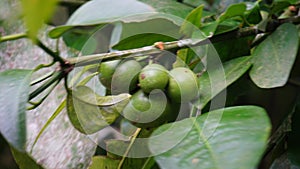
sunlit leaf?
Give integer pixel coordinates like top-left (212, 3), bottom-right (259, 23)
top-left (250, 23), bottom-right (299, 88)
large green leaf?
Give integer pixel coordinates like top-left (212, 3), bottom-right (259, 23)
top-left (49, 0), bottom-right (155, 38)
top-left (67, 86), bottom-right (130, 134)
top-left (11, 146), bottom-right (43, 169)
top-left (21, 0), bottom-right (58, 41)
top-left (149, 106), bottom-right (271, 169)
top-left (249, 23), bottom-right (299, 88)
top-left (0, 69), bottom-right (32, 151)
top-left (197, 56), bottom-right (252, 109)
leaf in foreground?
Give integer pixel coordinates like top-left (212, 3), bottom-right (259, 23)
top-left (0, 69), bottom-right (32, 151)
top-left (149, 106), bottom-right (271, 169)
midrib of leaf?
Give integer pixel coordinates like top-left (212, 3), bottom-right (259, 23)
top-left (269, 36), bottom-right (280, 72)
top-left (16, 71), bottom-right (32, 145)
top-left (193, 120), bottom-right (221, 169)
top-left (141, 157), bottom-right (152, 169)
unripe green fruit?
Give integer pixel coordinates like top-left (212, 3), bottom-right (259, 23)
top-left (139, 64), bottom-right (169, 93)
top-left (122, 90), bottom-right (173, 128)
top-left (99, 60), bottom-right (121, 89)
top-left (167, 67), bottom-right (199, 103)
top-left (111, 60), bottom-right (142, 94)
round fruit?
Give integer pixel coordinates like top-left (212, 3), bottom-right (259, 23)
top-left (111, 60), bottom-right (142, 94)
top-left (167, 67), bottom-right (199, 103)
top-left (139, 64), bottom-right (169, 93)
top-left (122, 90), bottom-right (172, 128)
top-left (99, 60), bottom-right (120, 88)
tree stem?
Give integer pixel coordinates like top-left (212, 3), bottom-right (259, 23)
top-left (36, 39), bottom-right (66, 65)
top-left (67, 27), bottom-right (260, 67)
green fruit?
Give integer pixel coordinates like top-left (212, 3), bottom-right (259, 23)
top-left (122, 90), bottom-right (173, 128)
top-left (111, 60), bottom-right (142, 94)
top-left (167, 67), bottom-right (199, 103)
top-left (99, 60), bottom-right (120, 89)
top-left (139, 64), bottom-right (169, 93)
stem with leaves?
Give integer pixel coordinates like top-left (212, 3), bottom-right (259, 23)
top-left (21, 15), bottom-right (300, 101)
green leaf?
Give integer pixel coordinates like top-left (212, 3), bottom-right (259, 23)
top-left (197, 56), bottom-right (252, 109)
top-left (214, 19), bottom-right (241, 35)
top-left (218, 3), bottom-right (247, 22)
top-left (275, 0), bottom-right (298, 4)
top-left (149, 106), bottom-right (271, 169)
top-left (0, 69), bottom-right (32, 151)
top-left (72, 86), bottom-right (130, 106)
top-left (244, 2), bottom-right (262, 25)
top-left (49, 0), bottom-right (155, 38)
top-left (62, 26), bottom-right (100, 51)
top-left (21, 0), bottom-right (58, 41)
top-left (200, 21), bottom-right (219, 37)
top-left (139, 0), bottom-right (194, 20)
top-left (180, 5), bottom-right (204, 37)
top-left (249, 23), bottom-right (299, 88)
top-left (88, 156), bottom-right (120, 169)
top-left (67, 86), bottom-right (130, 134)
top-left (111, 18), bottom-right (181, 49)
top-left (184, 0), bottom-right (210, 8)
top-left (10, 146), bottom-right (43, 169)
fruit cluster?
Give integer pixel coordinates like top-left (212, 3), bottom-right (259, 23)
top-left (99, 59), bottom-right (200, 128)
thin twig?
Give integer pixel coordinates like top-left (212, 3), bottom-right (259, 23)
top-left (30, 71), bottom-right (55, 86)
top-left (0, 33), bottom-right (27, 42)
top-left (29, 71), bottom-right (64, 100)
top-left (27, 80), bottom-right (60, 110)
top-left (36, 39), bottom-right (66, 65)
top-left (117, 128), bottom-right (142, 169)
top-left (68, 27), bottom-right (259, 67)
